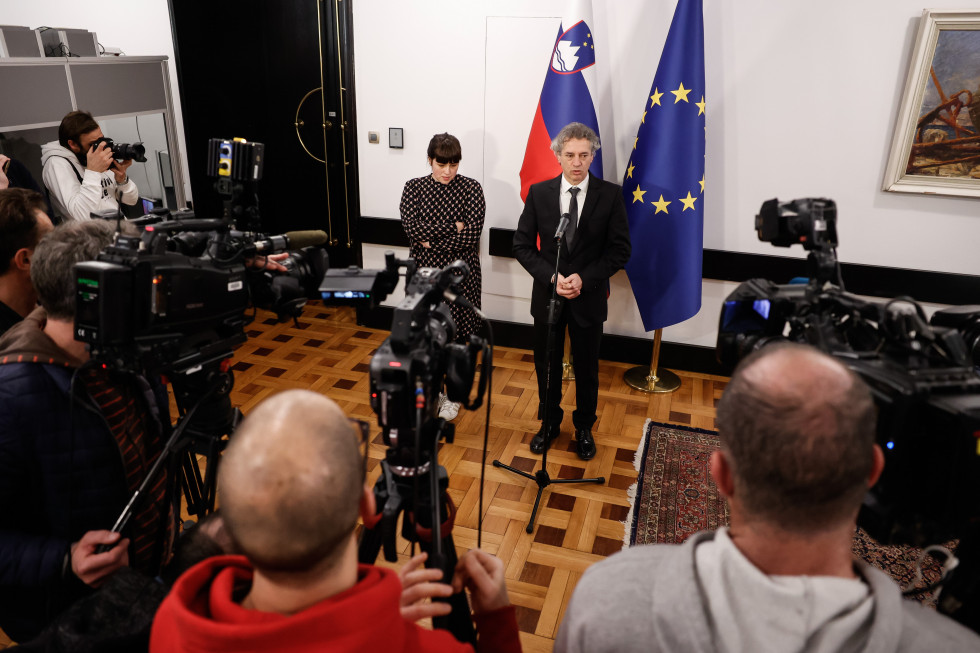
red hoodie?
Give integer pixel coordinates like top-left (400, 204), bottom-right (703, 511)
top-left (150, 555), bottom-right (522, 653)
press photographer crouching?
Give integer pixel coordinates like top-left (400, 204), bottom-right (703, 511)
top-left (0, 220), bottom-right (171, 642)
top-left (151, 390), bottom-right (521, 653)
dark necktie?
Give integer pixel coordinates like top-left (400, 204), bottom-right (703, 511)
top-left (566, 186), bottom-right (580, 245)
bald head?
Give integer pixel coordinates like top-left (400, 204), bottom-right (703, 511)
top-left (219, 390), bottom-right (364, 572)
top-left (716, 344), bottom-right (877, 532)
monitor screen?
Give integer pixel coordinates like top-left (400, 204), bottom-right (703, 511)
top-left (141, 197), bottom-right (162, 214)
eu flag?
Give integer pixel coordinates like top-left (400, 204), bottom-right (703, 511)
top-left (623, 0), bottom-right (705, 331)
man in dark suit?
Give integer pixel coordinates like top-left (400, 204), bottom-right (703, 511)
top-left (513, 122), bottom-right (631, 460)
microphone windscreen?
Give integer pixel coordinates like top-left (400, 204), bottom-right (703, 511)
top-left (285, 230), bottom-right (329, 248)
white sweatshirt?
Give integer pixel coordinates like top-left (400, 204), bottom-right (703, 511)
top-left (40, 142), bottom-right (139, 222)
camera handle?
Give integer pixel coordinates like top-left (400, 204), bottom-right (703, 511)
top-left (358, 417), bottom-right (476, 645)
top-left (492, 227), bottom-right (605, 533)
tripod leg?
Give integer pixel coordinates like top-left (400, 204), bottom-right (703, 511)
top-left (357, 521), bottom-right (385, 566)
top-left (180, 449), bottom-right (205, 517)
top-left (358, 460), bottom-right (401, 564)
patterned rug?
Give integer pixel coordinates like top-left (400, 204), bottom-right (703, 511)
top-left (626, 419), bottom-right (953, 602)
top-left (626, 420), bottom-right (728, 546)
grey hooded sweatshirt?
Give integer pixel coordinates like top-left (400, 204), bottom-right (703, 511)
top-left (555, 529), bottom-right (980, 653)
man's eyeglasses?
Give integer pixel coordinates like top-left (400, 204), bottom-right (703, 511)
top-left (348, 417), bottom-right (371, 481)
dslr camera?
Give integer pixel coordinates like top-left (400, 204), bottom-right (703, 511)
top-left (91, 136), bottom-right (147, 163)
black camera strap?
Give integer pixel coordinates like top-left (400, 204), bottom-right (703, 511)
top-left (54, 155), bottom-right (84, 183)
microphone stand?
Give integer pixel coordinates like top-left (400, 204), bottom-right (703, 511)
top-left (492, 220), bottom-right (605, 533)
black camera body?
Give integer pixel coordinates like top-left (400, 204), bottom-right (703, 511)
top-left (75, 215), bottom-right (327, 376)
top-left (75, 227), bottom-right (245, 376)
top-left (369, 265), bottom-right (481, 440)
top-left (320, 253), bottom-right (487, 456)
top-left (718, 198), bottom-right (980, 545)
top-left (91, 136), bottom-right (147, 163)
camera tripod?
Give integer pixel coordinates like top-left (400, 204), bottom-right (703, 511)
top-left (105, 357), bottom-right (238, 548)
top-left (358, 417), bottom-right (476, 645)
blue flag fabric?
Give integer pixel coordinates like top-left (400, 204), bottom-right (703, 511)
top-left (623, 0), bottom-right (705, 331)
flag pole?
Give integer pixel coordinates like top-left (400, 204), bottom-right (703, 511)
top-left (562, 329), bottom-right (575, 380)
top-left (624, 328), bottom-right (681, 393)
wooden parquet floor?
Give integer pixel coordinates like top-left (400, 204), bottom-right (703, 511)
top-left (0, 305), bottom-right (727, 651)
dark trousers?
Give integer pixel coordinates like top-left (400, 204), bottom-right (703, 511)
top-left (533, 300), bottom-right (602, 431)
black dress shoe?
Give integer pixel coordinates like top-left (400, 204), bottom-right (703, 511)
top-left (575, 428), bottom-right (596, 460)
top-left (530, 423), bottom-right (560, 454)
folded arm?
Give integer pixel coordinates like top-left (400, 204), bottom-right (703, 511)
top-left (400, 181), bottom-right (456, 247)
top-left (432, 182), bottom-right (485, 252)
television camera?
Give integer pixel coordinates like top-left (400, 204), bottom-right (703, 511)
top-left (717, 197), bottom-right (980, 628)
top-left (73, 138), bottom-right (328, 529)
top-left (321, 253), bottom-right (488, 442)
top-left (320, 253), bottom-right (491, 643)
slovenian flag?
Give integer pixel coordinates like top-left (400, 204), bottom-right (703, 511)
top-left (519, 0), bottom-right (603, 201)
top-left (623, 0), bottom-right (705, 331)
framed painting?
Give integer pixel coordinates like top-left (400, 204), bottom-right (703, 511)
top-left (883, 10), bottom-right (980, 198)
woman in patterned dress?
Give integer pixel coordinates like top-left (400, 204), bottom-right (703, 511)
top-left (399, 133), bottom-right (485, 420)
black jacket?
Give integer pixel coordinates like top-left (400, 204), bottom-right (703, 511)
top-left (513, 173), bottom-right (631, 327)
top-left (0, 310), bottom-right (164, 642)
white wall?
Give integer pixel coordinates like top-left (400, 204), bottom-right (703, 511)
top-left (354, 0), bottom-right (980, 348)
top-left (9, 2), bottom-right (974, 348)
top-left (3, 0), bottom-right (191, 201)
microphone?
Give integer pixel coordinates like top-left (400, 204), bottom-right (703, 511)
top-left (554, 214), bottom-right (570, 242)
top-left (253, 230), bottom-right (329, 252)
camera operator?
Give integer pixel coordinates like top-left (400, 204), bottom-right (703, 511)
top-left (0, 220), bottom-right (171, 643)
top-left (41, 110), bottom-right (139, 222)
top-left (0, 189), bottom-right (54, 336)
top-left (151, 390), bottom-right (522, 653)
top-left (555, 344), bottom-right (980, 652)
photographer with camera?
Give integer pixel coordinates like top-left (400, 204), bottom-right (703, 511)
top-left (151, 389), bottom-right (521, 653)
top-left (555, 344), bottom-right (980, 652)
top-left (41, 110), bottom-right (140, 222)
top-left (0, 220), bottom-right (171, 643)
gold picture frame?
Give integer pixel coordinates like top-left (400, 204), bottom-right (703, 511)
top-left (883, 9), bottom-right (980, 198)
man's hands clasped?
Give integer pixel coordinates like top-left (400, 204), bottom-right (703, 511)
top-left (556, 273), bottom-right (583, 299)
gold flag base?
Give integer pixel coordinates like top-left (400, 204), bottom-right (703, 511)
top-left (562, 360), bottom-right (575, 380)
top-left (624, 365), bottom-right (681, 393)
top-left (622, 327), bottom-right (681, 394)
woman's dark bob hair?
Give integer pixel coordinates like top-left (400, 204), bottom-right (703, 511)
top-left (426, 133), bottom-right (462, 164)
